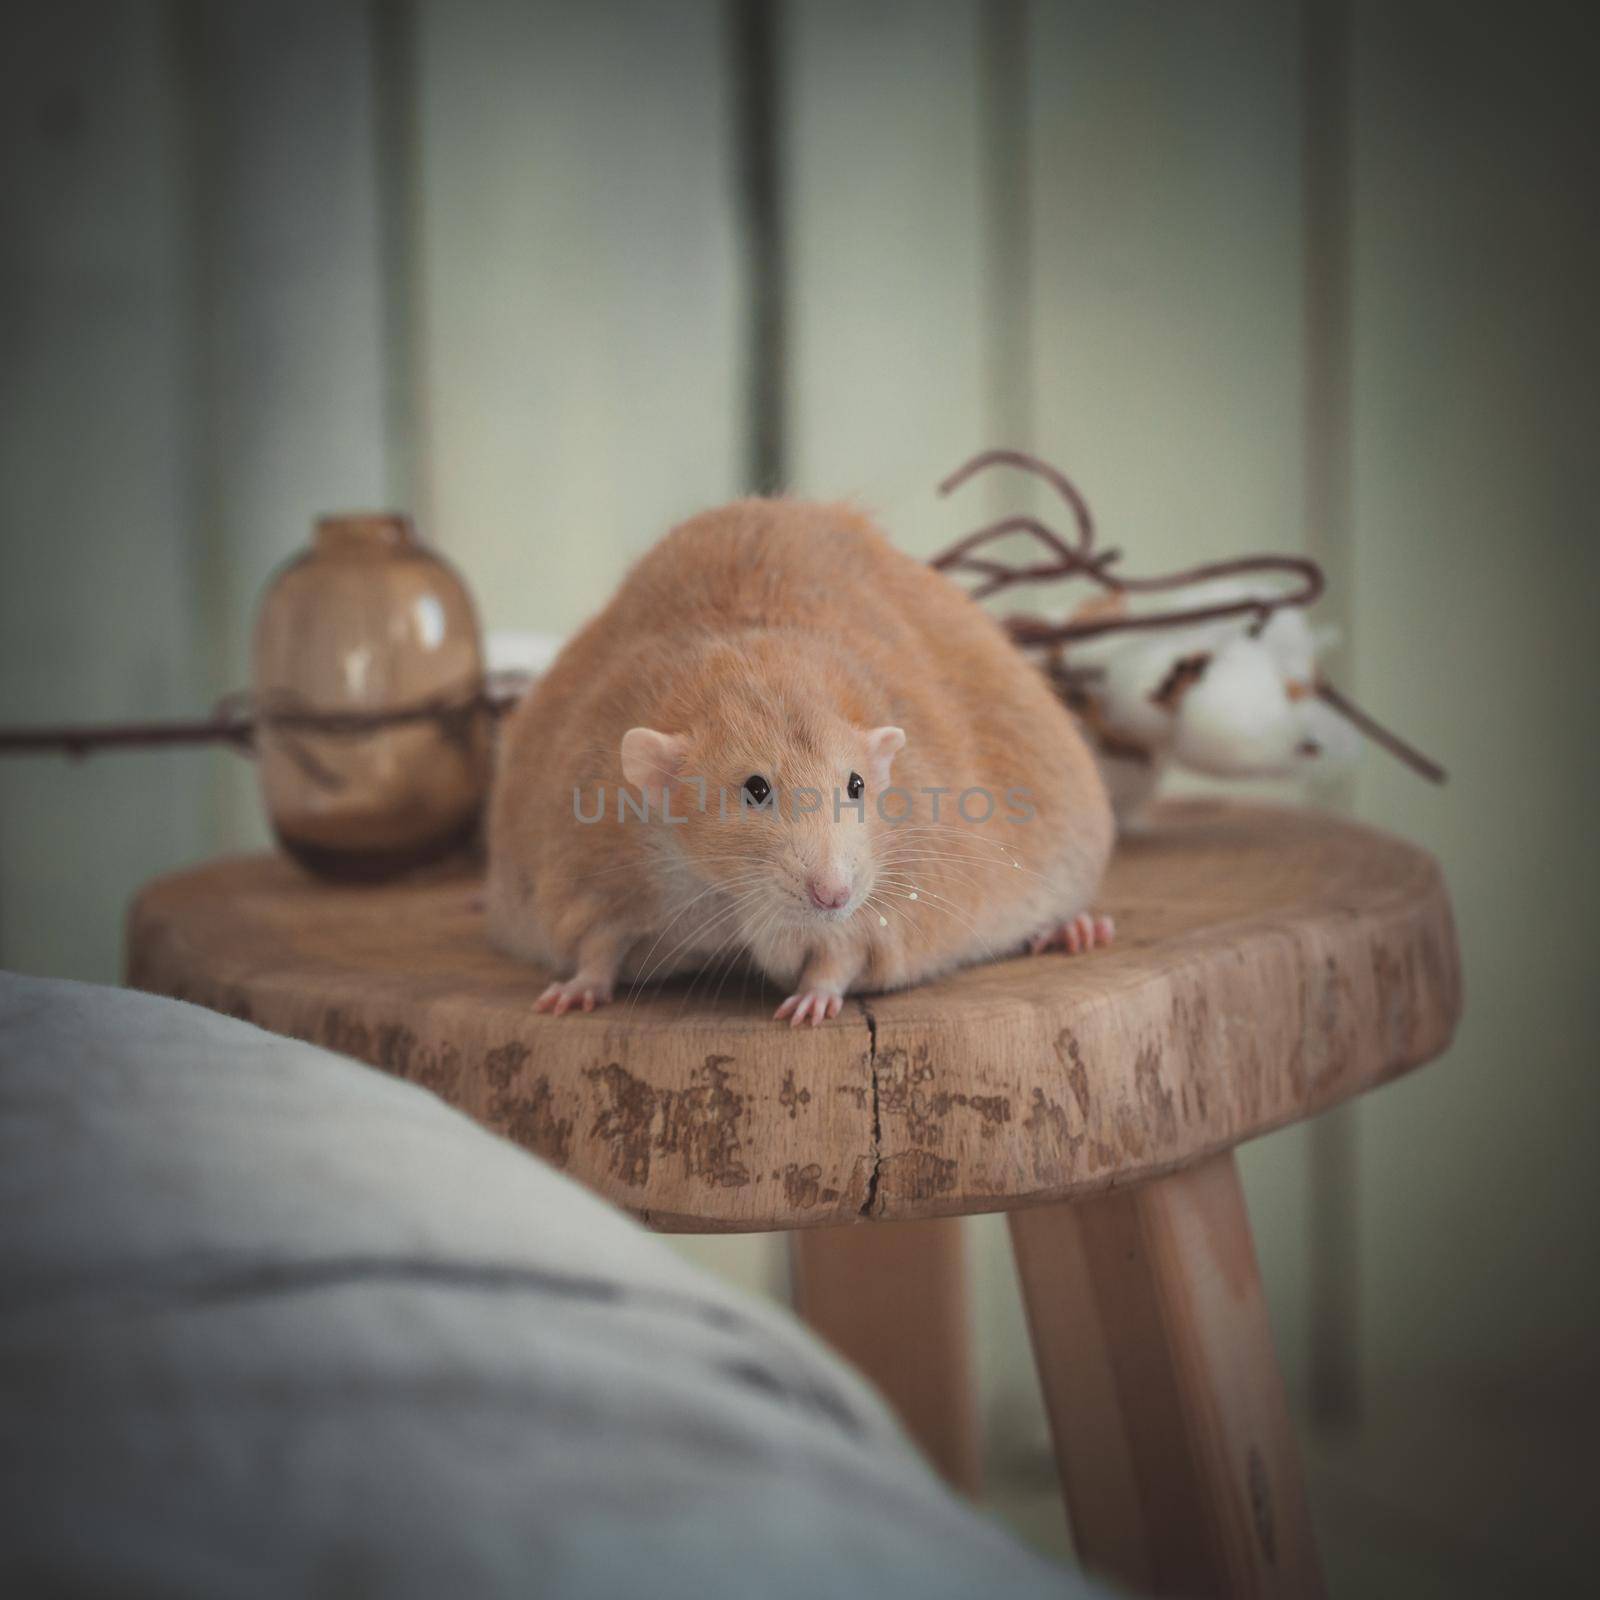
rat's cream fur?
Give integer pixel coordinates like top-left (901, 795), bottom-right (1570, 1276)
top-left (488, 499), bottom-right (1113, 1022)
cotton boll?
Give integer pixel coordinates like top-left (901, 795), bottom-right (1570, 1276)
top-left (1171, 635), bottom-right (1304, 777)
top-left (1255, 605), bottom-right (1319, 687)
top-left (1060, 574), bottom-right (1350, 791)
top-left (1091, 633), bottom-right (1193, 749)
top-left (1069, 578), bottom-right (1308, 746)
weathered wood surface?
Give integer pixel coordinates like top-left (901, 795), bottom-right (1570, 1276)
top-left (1011, 1153), bottom-right (1325, 1597)
top-left (125, 800), bottom-right (1459, 1231)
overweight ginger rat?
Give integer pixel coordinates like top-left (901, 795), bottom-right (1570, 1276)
top-left (488, 498), bottom-right (1114, 1024)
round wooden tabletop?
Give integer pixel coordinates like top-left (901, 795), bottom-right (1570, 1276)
top-left (126, 800), bottom-right (1459, 1232)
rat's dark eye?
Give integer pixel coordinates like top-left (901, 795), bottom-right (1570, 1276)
top-left (846, 771), bottom-right (864, 800)
top-left (743, 774), bottom-right (771, 805)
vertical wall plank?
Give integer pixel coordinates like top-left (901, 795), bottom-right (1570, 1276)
top-left (729, 0), bottom-right (787, 494)
top-left (1027, 1), bottom-right (1305, 572)
top-left (373, 0), bottom-right (427, 520)
top-left (411, 0), bottom-right (744, 637)
top-left (1024, 0), bottom-right (1315, 1402)
top-left (783, 0), bottom-right (992, 555)
top-left (188, 0), bottom-right (394, 847)
top-left (1348, 0), bottom-right (1600, 1385)
top-left (979, 0), bottom-right (1036, 461)
top-left (0, 2), bottom-right (208, 980)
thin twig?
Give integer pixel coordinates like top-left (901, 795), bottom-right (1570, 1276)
top-left (0, 674), bottom-right (532, 760)
top-left (1315, 679), bottom-right (1447, 784)
top-left (0, 716), bottom-right (257, 758)
top-left (935, 448), bottom-right (1444, 784)
top-left (936, 448), bottom-right (1322, 639)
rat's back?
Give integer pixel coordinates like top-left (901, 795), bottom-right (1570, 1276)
top-left (606, 498), bottom-right (1036, 693)
top-left (605, 497), bottom-right (908, 639)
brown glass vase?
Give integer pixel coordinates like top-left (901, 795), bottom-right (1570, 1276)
top-left (252, 514), bottom-right (490, 881)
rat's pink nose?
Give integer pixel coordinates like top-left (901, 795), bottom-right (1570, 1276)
top-left (807, 876), bottom-right (851, 911)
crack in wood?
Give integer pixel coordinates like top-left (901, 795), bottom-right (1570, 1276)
top-left (858, 998), bottom-right (882, 1217)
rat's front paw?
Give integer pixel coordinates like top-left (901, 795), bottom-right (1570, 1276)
top-left (774, 989), bottom-right (845, 1028)
top-left (1030, 911), bottom-right (1115, 957)
top-left (534, 975), bottom-right (614, 1016)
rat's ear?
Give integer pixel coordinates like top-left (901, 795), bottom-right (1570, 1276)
top-left (620, 727), bottom-right (688, 802)
top-left (863, 725), bottom-right (906, 787)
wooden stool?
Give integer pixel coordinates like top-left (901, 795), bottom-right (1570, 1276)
top-left (127, 800), bottom-right (1459, 1598)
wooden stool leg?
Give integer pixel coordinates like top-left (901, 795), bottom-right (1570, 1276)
top-left (1008, 1152), bottom-right (1323, 1598)
top-left (791, 1216), bottom-right (981, 1494)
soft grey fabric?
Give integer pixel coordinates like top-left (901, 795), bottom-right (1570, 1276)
top-left (0, 972), bottom-right (1086, 1599)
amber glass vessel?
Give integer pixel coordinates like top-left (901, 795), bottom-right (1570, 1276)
top-left (252, 514), bottom-right (490, 880)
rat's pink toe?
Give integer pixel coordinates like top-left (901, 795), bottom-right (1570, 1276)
top-left (778, 991), bottom-right (841, 1027)
top-left (1032, 910), bottom-right (1115, 959)
top-left (536, 977), bottom-right (612, 1018)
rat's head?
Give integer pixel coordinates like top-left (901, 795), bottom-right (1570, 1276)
top-left (618, 632), bottom-right (905, 932)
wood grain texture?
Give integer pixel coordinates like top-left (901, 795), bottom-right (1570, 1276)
top-left (125, 799), bottom-right (1459, 1231)
top-left (791, 1217), bottom-right (981, 1494)
top-left (1010, 1153), bottom-right (1325, 1597)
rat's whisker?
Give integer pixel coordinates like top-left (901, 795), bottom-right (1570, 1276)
top-left (623, 872), bottom-right (769, 998)
top-left (863, 891), bottom-right (915, 938)
top-left (878, 851), bottom-right (993, 890)
top-left (875, 874), bottom-right (1002, 959)
top-left (703, 909), bottom-right (769, 1012)
top-left (883, 849), bottom-right (1047, 883)
top-left (677, 893), bottom-right (776, 1015)
top-left (880, 826), bottom-right (1035, 874)
top-left (625, 882), bottom-right (771, 1008)
top-left (635, 886), bottom-right (765, 994)
top-left (540, 851), bottom-right (775, 887)
top-left (878, 830), bottom-right (1007, 859)
top-left (876, 858), bottom-right (1002, 901)
top-left (731, 902), bottom-right (784, 1012)
top-left (881, 828), bottom-right (1031, 857)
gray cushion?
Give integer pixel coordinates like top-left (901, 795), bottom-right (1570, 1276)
top-left (0, 972), bottom-right (1086, 1598)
